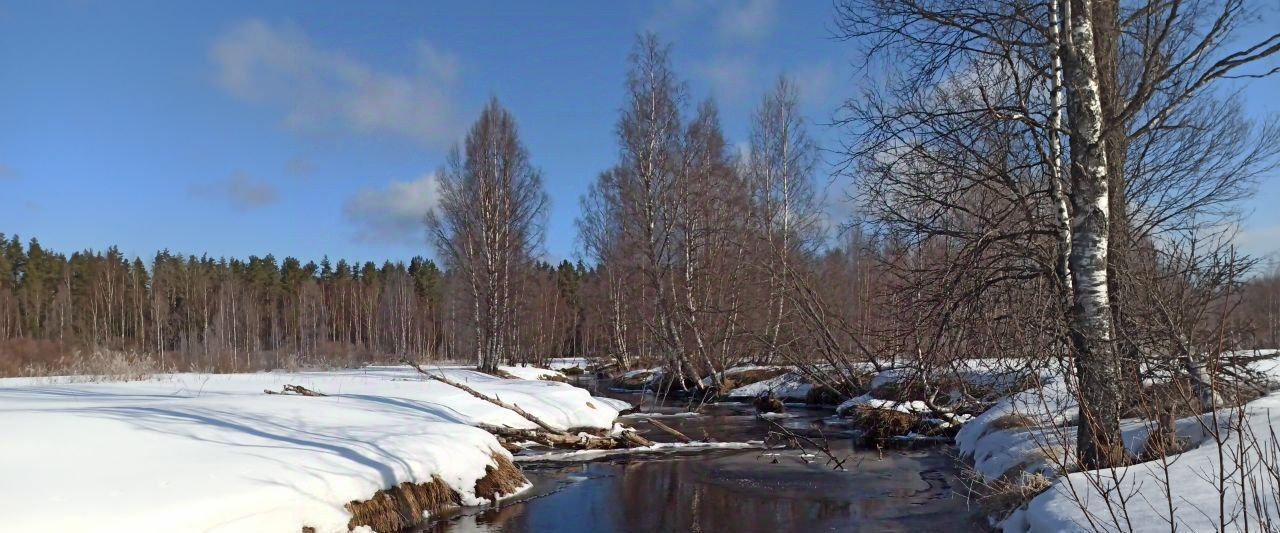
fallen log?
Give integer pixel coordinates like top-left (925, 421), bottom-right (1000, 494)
top-left (640, 417), bottom-right (693, 443)
top-left (405, 361), bottom-right (567, 435)
top-left (264, 384), bottom-right (326, 397)
top-left (478, 424), bottom-right (654, 450)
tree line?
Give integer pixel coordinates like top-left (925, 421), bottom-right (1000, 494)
top-left (0, 234), bottom-right (601, 375)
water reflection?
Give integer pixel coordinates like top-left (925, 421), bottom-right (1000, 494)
top-left (427, 384), bottom-right (984, 532)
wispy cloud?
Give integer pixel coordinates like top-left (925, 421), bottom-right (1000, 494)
top-left (0, 163), bottom-right (14, 180)
top-left (792, 61), bottom-right (837, 109)
top-left (188, 172), bottom-right (280, 211)
top-left (714, 0), bottom-right (777, 43)
top-left (696, 55), bottom-right (756, 105)
top-left (647, 0), bottom-right (778, 43)
top-left (343, 174), bottom-right (439, 244)
top-left (211, 19), bottom-right (462, 147)
top-left (284, 156), bottom-right (313, 179)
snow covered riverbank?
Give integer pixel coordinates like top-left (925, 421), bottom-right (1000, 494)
top-left (951, 352), bottom-right (1280, 532)
top-left (0, 366), bottom-right (623, 532)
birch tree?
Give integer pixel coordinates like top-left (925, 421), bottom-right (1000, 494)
top-left (746, 75), bottom-right (821, 364)
top-left (428, 98), bottom-right (549, 372)
top-left (835, 0), bottom-right (1280, 468)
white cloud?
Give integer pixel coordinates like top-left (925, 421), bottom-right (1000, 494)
top-left (697, 55), bottom-right (756, 105)
top-left (188, 172), bottom-right (280, 211)
top-left (646, 0), bottom-right (777, 43)
top-left (0, 163), bottom-right (13, 180)
top-left (343, 174), bottom-right (440, 244)
top-left (792, 61), bottom-right (837, 108)
top-left (211, 19), bottom-right (461, 146)
top-left (714, 0), bottom-right (777, 42)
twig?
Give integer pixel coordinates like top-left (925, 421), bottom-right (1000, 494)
top-left (757, 415), bottom-right (851, 471)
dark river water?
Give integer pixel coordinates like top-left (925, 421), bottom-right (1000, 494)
top-left (427, 383), bottom-right (986, 532)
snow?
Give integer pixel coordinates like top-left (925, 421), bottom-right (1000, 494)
top-left (725, 371), bottom-right (813, 400)
top-left (0, 366), bottom-right (621, 532)
top-left (593, 395), bottom-right (634, 412)
top-left (1002, 400), bottom-right (1269, 532)
top-left (699, 365), bottom-right (786, 387)
top-left (621, 411), bottom-right (700, 418)
top-left (547, 357), bottom-right (591, 370)
top-left (945, 351), bottom-right (1280, 532)
top-left (516, 440), bottom-right (765, 462)
top-left (498, 364), bottom-right (567, 381)
top-left (837, 394), bottom-right (933, 415)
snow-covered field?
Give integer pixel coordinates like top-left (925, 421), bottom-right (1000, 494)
top-left (0, 366), bottom-right (620, 532)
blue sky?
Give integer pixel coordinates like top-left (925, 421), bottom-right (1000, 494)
top-left (1, 0), bottom-right (1277, 265)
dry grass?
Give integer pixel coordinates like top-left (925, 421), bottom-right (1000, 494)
top-left (13, 349), bottom-right (161, 382)
top-left (752, 393), bottom-right (785, 413)
top-left (345, 475), bottom-right (460, 532)
top-left (805, 384), bottom-right (844, 405)
top-left (988, 414), bottom-right (1039, 432)
top-left (976, 471), bottom-right (1054, 520)
top-left (847, 405), bottom-right (922, 441)
top-left (473, 453), bottom-right (526, 502)
top-left (345, 452), bottom-right (527, 532)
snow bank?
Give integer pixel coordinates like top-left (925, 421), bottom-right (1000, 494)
top-left (0, 366), bottom-right (620, 532)
top-left (699, 365), bottom-right (787, 387)
top-left (947, 353), bottom-right (1280, 532)
top-left (725, 371), bottom-right (813, 400)
top-left (498, 364), bottom-right (567, 381)
top-left (1004, 397), bottom-right (1273, 532)
top-left (547, 357), bottom-right (591, 371)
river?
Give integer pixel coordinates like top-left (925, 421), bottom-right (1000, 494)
top-left (427, 383), bottom-right (986, 532)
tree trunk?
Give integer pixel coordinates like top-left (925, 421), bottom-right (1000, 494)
top-left (1062, 0), bottom-right (1125, 470)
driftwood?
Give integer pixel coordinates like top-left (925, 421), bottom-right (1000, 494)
top-left (405, 361), bottom-right (567, 435)
top-left (640, 417), bottom-right (694, 443)
top-left (478, 424), bottom-right (654, 450)
top-left (264, 384), bottom-right (326, 397)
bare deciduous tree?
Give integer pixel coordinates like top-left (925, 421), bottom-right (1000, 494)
top-left (428, 98), bottom-right (549, 372)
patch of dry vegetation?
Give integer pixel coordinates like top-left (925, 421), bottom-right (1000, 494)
top-left (719, 367), bottom-right (790, 390)
top-left (846, 405), bottom-right (923, 442)
top-left (11, 349), bottom-right (160, 382)
top-left (345, 452), bottom-right (526, 532)
top-left (987, 414), bottom-right (1039, 432)
top-left (962, 462), bottom-right (1053, 522)
top-left (473, 453), bottom-right (526, 501)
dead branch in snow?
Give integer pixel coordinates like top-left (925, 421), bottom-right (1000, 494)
top-left (263, 384), bottom-right (326, 397)
top-left (406, 360), bottom-right (567, 435)
top-left (407, 360), bottom-right (658, 450)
